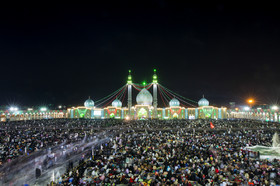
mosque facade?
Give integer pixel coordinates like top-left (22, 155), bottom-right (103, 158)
top-left (68, 70), bottom-right (228, 120)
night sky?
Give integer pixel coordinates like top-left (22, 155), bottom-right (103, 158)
top-left (0, 2), bottom-right (279, 108)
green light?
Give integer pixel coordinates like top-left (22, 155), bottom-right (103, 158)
top-left (153, 69), bottom-right (158, 83)
top-left (110, 113), bottom-right (115, 118)
top-left (127, 79), bottom-right (132, 84)
top-left (138, 108), bottom-right (148, 118)
top-left (142, 81), bottom-right (146, 86)
top-left (127, 70), bottom-right (132, 84)
top-left (153, 75), bottom-right (157, 83)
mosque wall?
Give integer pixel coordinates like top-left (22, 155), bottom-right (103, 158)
top-left (104, 107), bottom-right (122, 119)
top-left (0, 106), bottom-right (229, 121)
top-left (0, 110), bottom-right (67, 122)
top-left (229, 109), bottom-right (280, 122)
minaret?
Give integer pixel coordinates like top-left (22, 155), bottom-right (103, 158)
top-left (127, 70), bottom-right (132, 118)
top-left (153, 69), bottom-right (158, 118)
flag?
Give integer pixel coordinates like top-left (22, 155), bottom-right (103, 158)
top-left (210, 122), bottom-right (215, 129)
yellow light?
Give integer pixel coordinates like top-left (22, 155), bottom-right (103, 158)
top-left (247, 99), bottom-right (254, 104)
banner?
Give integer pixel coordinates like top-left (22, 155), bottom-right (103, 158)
top-left (210, 122), bottom-right (215, 129)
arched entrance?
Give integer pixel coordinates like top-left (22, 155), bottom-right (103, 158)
top-left (173, 113), bottom-right (178, 119)
top-left (138, 108), bottom-right (148, 119)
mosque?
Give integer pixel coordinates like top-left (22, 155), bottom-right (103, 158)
top-left (68, 70), bottom-right (228, 120)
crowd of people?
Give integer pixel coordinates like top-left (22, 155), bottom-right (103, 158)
top-left (0, 118), bottom-right (279, 185)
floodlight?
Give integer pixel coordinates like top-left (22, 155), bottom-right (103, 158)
top-left (9, 107), bottom-right (18, 111)
top-left (40, 107), bottom-right (47, 112)
top-left (244, 106), bottom-right (250, 111)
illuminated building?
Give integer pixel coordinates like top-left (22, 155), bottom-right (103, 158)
top-left (229, 104), bottom-right (280, 122)
top-left (0, 109), bottom-right (67, 122)
top-left (68, 70), bottom-right (228, 120)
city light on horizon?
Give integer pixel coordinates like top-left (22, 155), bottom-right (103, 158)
top-left (40, 107), bottom-right (47, 112)
top-left (244, 106), bottom-right (250, 111)
top-left (247, 99), bottom-right (254, 104)
top-left (9, 107), bottom-right (18, 112)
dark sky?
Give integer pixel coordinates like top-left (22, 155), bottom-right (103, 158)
top-left (0, 1), bottom-right (280, 108)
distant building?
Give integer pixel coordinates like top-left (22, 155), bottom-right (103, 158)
top-left (0, 109), bottom-right (67, 122)
top-left (229, 102), bottom-right (235, 109)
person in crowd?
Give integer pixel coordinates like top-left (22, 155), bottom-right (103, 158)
top-left (0, 118), bottom-right (279, 185)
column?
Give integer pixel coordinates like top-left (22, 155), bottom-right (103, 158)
top-left (127, 70), bottom-right (132, 118)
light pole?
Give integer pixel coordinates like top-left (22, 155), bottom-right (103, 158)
top-left (271, 105), bottom-right (278, 122)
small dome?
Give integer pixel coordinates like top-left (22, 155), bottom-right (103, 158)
top-left (198, 96), bottom-right (209, 107)
top-left (169, 98), bottom-right (180, 107)
top-left (112, 99), bottom-right (122, 107)
top-left (136, 88), bottom-right (153, 105)
top-left (84, 97), bottom-right (95, 108)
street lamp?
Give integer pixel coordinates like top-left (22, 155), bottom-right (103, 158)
top-left (247, 99), bottom-right (254, 108)
top-left (247, 99), bottom-right (254, 104)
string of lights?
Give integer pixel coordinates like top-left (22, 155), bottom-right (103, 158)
top-left (159, 84), bottom-right (173, 99)
top-left (158, 86), bottom-right (168, 107)
top-left (146, 83), bottom-right (153, 90)
top-left (159, 84), bottom-right (198, 104)
top-left (95, 85), bottom-right (126, 103)
top-left (132, 82), bottom-right (152, 87)
top-left (132, 84), bottom-right (142, 91)
top-left (118, 86), bottom-right (127, 101)
top-left (158, 85), bottom-right (172, 104)
top-left (95, 86), bottom-right (126, 107)
top-left (99, 86), bottom-right (126, 108)
top-left (159, 84), bottom-right (197, 107)
top-left (121, 88), bottom-right (127, 104)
